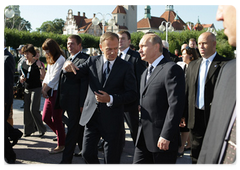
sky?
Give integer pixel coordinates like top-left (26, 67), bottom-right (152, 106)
top-left (4, 0), bottom-right (238, 31)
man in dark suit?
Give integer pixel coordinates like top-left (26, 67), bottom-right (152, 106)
top-left (198, 5), bottom-right (236, 164)
top-left (4, 43), bottom-right (16, 163)
top-left (56, 35), bottom-right (88, 163)
top-left (63, 32), bottom-right (137, 164)
top-left (133, 33), bottom-right (185, 164)
top-left (184, 32), bottom-right (229, 163)
top-left (118, 30), bottom-right (146, 144)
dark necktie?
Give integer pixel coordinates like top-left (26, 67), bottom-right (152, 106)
top-left (146, 65), bottom-right (154, 83)
top-left (119, 53), bottom-right (122, 58)
top-left (102, 61), bottom-right (110, 85)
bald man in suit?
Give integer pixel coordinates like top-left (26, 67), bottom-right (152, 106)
top-left (198, 5), bottom-right (236, 164)
top-left (184, 32), bottom-right (229, 163)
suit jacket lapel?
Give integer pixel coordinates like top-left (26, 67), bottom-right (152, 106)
top-left (96, 55), bottom-right (103, 85)
top-left (125, 54), bottom-right (131, 61)
top-left (103, 57), bottom-right (120, 87)
top-left (205, 54), bottom-right (222, 83)
top-left (193, 58), bottom-right (202, 84)
top-left (141, 58), bottom-right (166, 95)
top-left (125, 48), bottom-right (132, 61)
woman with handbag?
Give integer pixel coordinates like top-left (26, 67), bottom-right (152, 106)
top-left (41, 38), bottom-right (66, 154)
top-left (19, 44), bottom-right (46, 137)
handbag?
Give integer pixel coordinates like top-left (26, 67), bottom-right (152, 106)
top-left (13, 80), bottom-right (24, 100)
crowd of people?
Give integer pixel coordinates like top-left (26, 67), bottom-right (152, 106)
top-left (4, 5), bottom-right (236, 164)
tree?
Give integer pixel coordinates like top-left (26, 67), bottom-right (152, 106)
top-left (5, 15), bottom-right (31, 31)
top-left (37, 18), bottom-right (65, 34)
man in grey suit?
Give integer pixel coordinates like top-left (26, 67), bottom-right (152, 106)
top-left (184, 32), bottom-right (229, 163)
top-left (118, 30), bottom-right (146, 144)
top-left (63, 32), bottom-right (137, 164)
top-left (133, 33), bottom-right (185, 164)
top-left (198, 5), bottom-right (236, 164)
top-left (56, 35), bottom-right (88, 163)
top-left (2, 35), bottom-right (16, 164)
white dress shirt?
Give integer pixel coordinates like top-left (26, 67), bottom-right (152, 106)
top-left (119, 47), bottom-right (130, 60)
top-left (42, 55), bottom-right (65, 90)
top-left (102, 56), bottom-right (116, 107)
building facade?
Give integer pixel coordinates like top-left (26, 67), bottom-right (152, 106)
top-left (137, 5), bottom-right (186, 33)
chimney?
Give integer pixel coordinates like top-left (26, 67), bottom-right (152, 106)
top-left (83, 12), bottom-right (85, 17)
top-left (78, 12), bottom-right (80, 16)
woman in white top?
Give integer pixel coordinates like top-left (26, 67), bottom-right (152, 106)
top-left (177, 46), bottom-right (199, 157)
top-left (41, 38), bottom-right (66, 154)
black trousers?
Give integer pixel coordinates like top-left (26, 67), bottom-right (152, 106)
top-left (61, 109), bottom-right (84, 163)
top-left (190, 108), bottom-right (207, 164)
top-left (133, 130), bottom-right (178, 164)
top-left (124, 106), bottom-right (139, 145)
top-left (81, 110), bottom-right (124, 164)
top-left (5, 102), bottom-right (16, 163)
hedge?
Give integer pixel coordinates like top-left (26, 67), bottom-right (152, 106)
top-left (5, 28), bottom-right (235, 59)
top-left (4, 28), bottom-right (100, 50)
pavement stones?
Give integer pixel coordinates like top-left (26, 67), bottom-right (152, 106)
top-left (10, 98), bottom-right (191, 164)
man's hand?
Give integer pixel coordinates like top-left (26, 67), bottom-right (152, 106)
top-left (63, 60), bottom-right (79, 74)
top-left (179, 118), bottom-right (186, 127)
top-left (94, 90), bottom-right (110, 103)
top-left (157, 137), bottom-right (170, 151)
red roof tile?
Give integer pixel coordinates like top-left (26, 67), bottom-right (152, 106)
top-left (112, 5), bottom-right (126, 14)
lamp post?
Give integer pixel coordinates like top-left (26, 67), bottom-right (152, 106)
top-left (159, 21), bottom-right (174, 43)
top-left (92, 12), bottom-right (115, 35)
top-left (4, 6), bottom-right (15, 28)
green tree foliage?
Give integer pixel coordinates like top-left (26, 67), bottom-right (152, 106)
top-left (131, 30), bottom-right (235, 59)
top-left (36, 18), bottom-right (65, 34)
top-left (4, 28), bottom-right (99, 50)
top-left (4, 28), bottom-right (234, 59)
top-left (2, 4), bottom-right (32, 31)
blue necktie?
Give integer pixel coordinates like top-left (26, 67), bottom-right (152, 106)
top-left (102, 61), bottom-right (110, 85)
top-left (197, 59), bottom-right (209, 109)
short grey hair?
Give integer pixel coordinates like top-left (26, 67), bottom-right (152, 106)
top-left (144, 32), bottom-right (163, 53)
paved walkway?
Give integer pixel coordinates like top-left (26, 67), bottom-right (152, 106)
top-left (10, 98), bottom-right (192, 164)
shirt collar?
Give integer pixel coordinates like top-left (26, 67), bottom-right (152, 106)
top-left (203, 52), bottom-right (217, 63)
top-left (70, 51), bottom-right (81, 61)
top-left (149, 54), bottom-right (164, 70)
top-left (103, 55), bottom-right (116, 66)
top-left (119, 47), bottom-right (130, 55)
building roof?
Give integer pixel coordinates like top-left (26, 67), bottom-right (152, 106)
top-left (74, 15), bottom-right (88, 29)
top-left (112, 5), bottom-right (126, 14)
top-left (194, 22), bottom-right (203, 31)
top-left (172, 20), bottom-right (184, 30)
top-left (137, 16), bottom-right (166, 29)
top-left (202, 24), bottom-right (214, 28)
top-left (160, 10), bottom-right (186, 30)
top-left (77, 18), bottom-right (93, 33)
